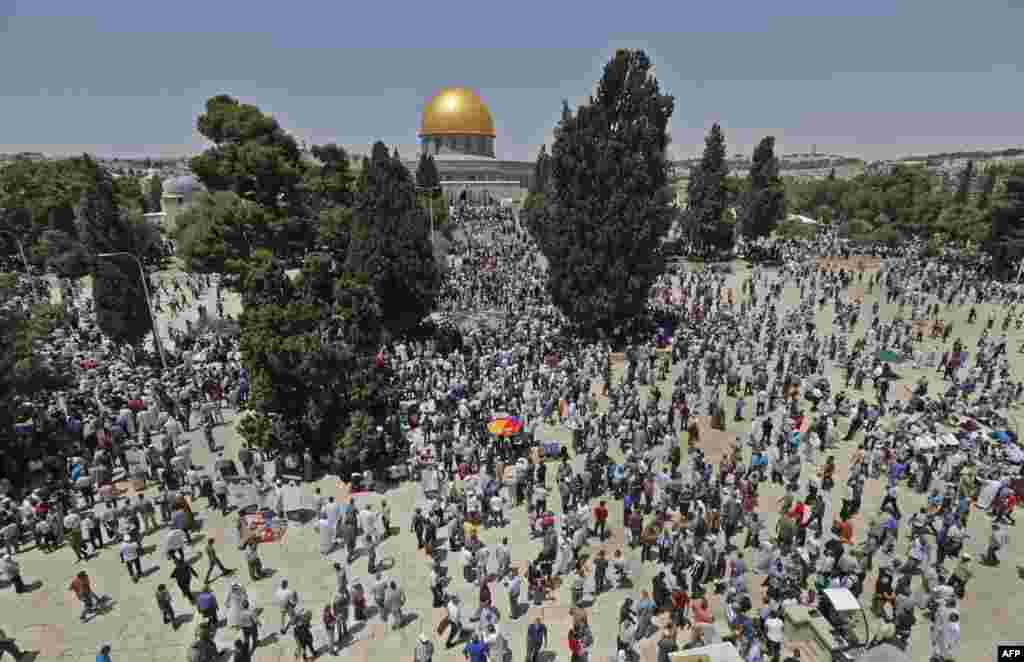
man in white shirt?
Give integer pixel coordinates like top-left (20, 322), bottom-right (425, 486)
top-left (119, 534), bottom-right (142, 582)
top-left (444, 595), bottom-right (462, 648)
top-left (359, 505), bottom-right (378, 540)
top-left (275, 579), bottom-right (298, 634)
top-left (489, 494), bottom-right (505, 527)
top-left (764, 612), bottom-right (785, 661)
top-left (164, 528), bottom-right (186, 563)
top-left (186, 468), bottom-right (202, 499)
top-left (414, 632), bottom-right (434, 662)
top-left (504, 569), bottom-right (523, 619)
top-left (324, 497), bottom-right (342, 536)
top-left (164, 415), bottom-right (183, 447)
top-left (97, 502), bottom-right (117, 543)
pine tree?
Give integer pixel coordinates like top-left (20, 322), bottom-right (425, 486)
top-left (425, 155), bottom-right (440, 190)
top-left (190, 94), bottom-right (305, 212)
top-left (977, 171), bottom-right (996, 210)
top-left (955, 160), bottom-right (975, 204)
top-left (687, 124), bottom-right (731, 252)
top-left (146, 175), bottom-right (163, 214)
top-left (415, 153), bottom-right (429, 189)
top-left (415, 153), bottom-right (441, 195)
top-left (743, 136), bottom-right (786, 239)
top-left (307, 143), bottom-right (354, 210)
top-left (190, 95), bottom-right (315, 260)
top-left (524, 49), bottom-right (674, 336)
top-left (531, 145), bottom-right (551, 195)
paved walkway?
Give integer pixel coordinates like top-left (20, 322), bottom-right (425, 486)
top-left (4, 260), bottom-right (1024, 662)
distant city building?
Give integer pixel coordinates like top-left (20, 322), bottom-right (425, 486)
top-left (865, 161), bottom-right (897, 177)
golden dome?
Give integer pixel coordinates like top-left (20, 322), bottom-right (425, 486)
top-left (419, 87), bottom-right (496, 138)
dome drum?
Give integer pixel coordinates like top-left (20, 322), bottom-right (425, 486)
top-left (423, 134), bottom-right (495, 159)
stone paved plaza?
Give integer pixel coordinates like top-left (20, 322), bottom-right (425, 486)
top-left (3, 259), bottom-right (1024, 662)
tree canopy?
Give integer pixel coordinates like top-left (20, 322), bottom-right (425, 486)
top-left (146, 175), bottom-right (164, 214)
top-left (415, 153), bottom-right (441, 190)
top-left (174, 190), bottom-right (274, 291)
top-left (0, 272), bottom-right (73, 486)
top-left (74, 157), bottom-right (162, 346)
top-left (190, 95), bottom-right (306, 211)
top-left (345, 141), bottom-right (440, 338)
top-left (187, 95), bottom-right (316, 264)
top-left (988, 172), bottom-right (1024, 276)
top-left (524, 49), bottom-right (675, 335)
top-left (954, 160), bottom-right (975, 205)
top-left (237, 258), bottom-right (397, 459)
top-left (0, 155), bottom-right (163, 347)
top-left (786, 164), bottom-right (973, 241)
top-left (305, 143), bottom-right (355, 211)
top-left (177, 96), bottom-right (419, 461)
top-left (687, 124), bottom-right (733, 252)
top-left (742, 136), bottom-right (786, 239)
top-left (0, 157), bottom-right (99, 268)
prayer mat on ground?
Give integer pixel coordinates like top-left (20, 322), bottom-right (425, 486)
top-left (877, 349), bottom-right (905, 364)
top-left (240, 511), bottom-right (287, 543)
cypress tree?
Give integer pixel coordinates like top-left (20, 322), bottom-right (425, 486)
top-left (524, 49), bottom-right (674, 336)
top-left (687, 124), bottom-right (732, 251)
top-left (743, 136), bottom-right (786, 239)
top-left (955, 160), bottom-right (975, 204)
top-left (147, 175), bottom-right (164, 213)
top-left (345, 141), bottom-right (440, 337)
top-left (989, 173), bottom-right (1024, 276)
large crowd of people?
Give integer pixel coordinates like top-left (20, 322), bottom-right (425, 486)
top-left (2, 205), bottom-right (1023, 662)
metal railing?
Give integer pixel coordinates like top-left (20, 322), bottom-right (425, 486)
top-left (96, 251), bottom-right (168, 371)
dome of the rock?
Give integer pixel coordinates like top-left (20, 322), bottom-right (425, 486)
top-left (419, 87), bottom-right (496, 138)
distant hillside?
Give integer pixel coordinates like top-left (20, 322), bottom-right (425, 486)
top-left (896, 147), bottom-right (1024, 163)
top-left (674, 154), bottom-right (863, 172)
top-left (0, 153), bottom-right (192, 180)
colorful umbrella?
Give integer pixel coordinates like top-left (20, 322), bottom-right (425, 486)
top-left (487, 416), bottom-right (522, 437)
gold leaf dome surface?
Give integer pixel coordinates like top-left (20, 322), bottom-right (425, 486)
top-left (419, 87), bottom-right (496, 138)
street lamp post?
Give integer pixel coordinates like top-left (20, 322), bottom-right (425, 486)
top-left (97, 251), bottom-right (168, 371)
top-left (0, 229), bottom-right (29, 272)
top-left (416, 185), bottom-right (443, 239)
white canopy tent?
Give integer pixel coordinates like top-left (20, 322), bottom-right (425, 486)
top-left (824, 587), bottom-right (862, 612)
top-left (787, 213), bottom-right (821, 226)
top-left (669, 642), bottom-right (742, 662)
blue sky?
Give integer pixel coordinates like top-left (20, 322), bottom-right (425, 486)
top-left (1, 0), bottom-right (1022, 162)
